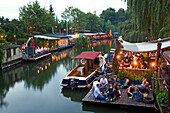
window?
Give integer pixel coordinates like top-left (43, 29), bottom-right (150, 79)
top-left (13, 48), bottom-right (16, 55)
top-left (7, 49), bottom-right (11, 58)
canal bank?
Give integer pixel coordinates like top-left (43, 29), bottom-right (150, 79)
top-left (0, 39), bottom-right (156, 113)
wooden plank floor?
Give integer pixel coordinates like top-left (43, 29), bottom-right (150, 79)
top-left (82, 89), bottom-right (154, 108)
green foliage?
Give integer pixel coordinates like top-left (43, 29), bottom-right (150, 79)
top-left (100, 7), bottom-right (130, 32)
top-left (124, 0), bottom-right (170, 40)
top-left (117, 69), bottom-right (153, 82)
top-left (0, 38), bottom-right (9, 69)
top-left (154, 72), bottom-right (160, 95)
top-left (156, 91), bottom-right (168, 105)
top-left (19, 0), bottom-right (55, 33)
top-left (160, 63), bottom-right (167, 70)
top-left (74, 35), bottom-right (90, 48)
top-left (105, 20), bottom-right (115, 34)
top-left (85, 13), bottom-right (104, 32)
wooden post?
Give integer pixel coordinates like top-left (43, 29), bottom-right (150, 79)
top-left (155, 42), bottom-right (162, 72)
top-left (168, 65), bottom-right (170, 113)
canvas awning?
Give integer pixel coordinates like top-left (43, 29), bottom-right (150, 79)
top-left (34, 35), bottom-right (59, 40)
top-left (119, 38), bottom-right (170, 52)
top-left (72, 51), bottom-right (101, 60)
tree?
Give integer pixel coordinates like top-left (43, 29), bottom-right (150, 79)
top-left (19, 0), bottom-right (55, 33)
top-left (100, 8), bottom-right (116, 25)
top-left (49, 4), bottom-right (55, 15)
top-left (61, 6), bottom-right (87, 33)
top-left (124, 0), bottom-right (170, 39)
top-left (105, 20), bottom-right (115, 34)
top-left (85, 13), bottom-right (104, 32)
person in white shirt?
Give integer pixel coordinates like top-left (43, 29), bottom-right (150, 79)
top-left (104, 52), bottom-right (108, 63)
top-left (100, 74), bottom-right (108, 88)
top-left (92, 78), bottom-right (100, 90)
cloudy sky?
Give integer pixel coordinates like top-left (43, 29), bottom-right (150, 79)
top-left (0, 0), bottom-right (127, 20)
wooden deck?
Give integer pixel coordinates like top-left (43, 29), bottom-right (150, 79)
top-left (23, 53), bottom-right (51, 61)
top-left (82, 89), bottom-right (154, 109)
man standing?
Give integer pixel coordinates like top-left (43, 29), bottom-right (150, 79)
top-left (104, 52), bottom-right (108, 63)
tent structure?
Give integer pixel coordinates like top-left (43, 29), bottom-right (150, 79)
top-left (118, 38), bottom-right (170, 52)
top-left (72, 51), bottom-right (101, 60)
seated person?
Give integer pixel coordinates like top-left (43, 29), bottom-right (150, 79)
top-left (127, 84), bottom-right (135, 97)
top-left (94, 84), bottom-right (109, 101)
top-left (92, 78), bottom-right (100, 90)
top-left (100, 74), bottom-right (108, 88)
top-left (124, 57), bottom-right (130, 67)
top-left (111, 75), bottom-right (118, 85)
top-left (119, 60), bottom-right (124, 68)
top-left (141, 78), bottom-right (149, 93)
top-left (107, 83), bottom-right (113, 94)
top-left (122, 78), bottom-right (130, 89)
top-left (107, 85), bottom-right (120, 100)
top-left (132, 88), bottom-right (143, 102)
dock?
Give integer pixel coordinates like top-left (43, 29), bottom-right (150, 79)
top-left (23, 53), bottom-right (51, 61)
top-left (82, 89), bottom-right (154, 109)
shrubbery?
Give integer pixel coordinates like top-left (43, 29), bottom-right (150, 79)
top-left (117, 68), bottom-right (153, 83)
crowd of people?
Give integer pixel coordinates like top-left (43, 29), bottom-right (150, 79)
top-left (92, 74), bottom-right (150, 102)
top-left (119, 52), bottom-right (150, 69)
top-left (92, 52), bottom-right (151, 102)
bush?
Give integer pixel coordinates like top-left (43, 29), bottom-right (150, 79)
top-left (156, 91), bottom-right (168, 105)
top-left (117, 69), bottom-right (153, 83)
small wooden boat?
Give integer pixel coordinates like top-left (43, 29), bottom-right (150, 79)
top-left (61, 51), bottom-right (105, 88)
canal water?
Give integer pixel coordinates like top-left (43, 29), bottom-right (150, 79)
top-left (0, 40), bottom-right (155, 113)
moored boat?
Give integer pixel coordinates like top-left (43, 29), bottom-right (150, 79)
top-left (61, 51), bottom-right (105, 88)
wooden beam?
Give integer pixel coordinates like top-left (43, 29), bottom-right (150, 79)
top-left (168, 65), bottom-right (170, 113)
top-left (155, 42), bottom-right (162, 72)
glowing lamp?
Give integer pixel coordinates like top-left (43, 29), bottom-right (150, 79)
top-left (48, 63), bottom-right (50, 66)
top-left (64, 28), bottom-right (66, 31)
top-left (151, 62), bottom-right (156, 67)
top-left (37, 70), bottom-right (40, 74)
top-left (45, 65), bottom-right (47, 69)
top-left (116, 55), bottom-right (120, 59)
top-left (14, 35), bottom-right (16, 38)
top-left (41, 67), bottom-right (43, 71)
top-left (1, 35), bottom-right (3, 38)
top-left (134, 60), bottom-right (137, 66)
top-left (55, 26), bottom-right (58, 28)
top-left (120, 51), bottom-right (123, 54)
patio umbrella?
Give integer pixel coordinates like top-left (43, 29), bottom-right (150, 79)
top-left (31, 38), bottom-right (35, 47)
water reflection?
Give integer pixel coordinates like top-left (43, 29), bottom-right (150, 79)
top-left (61, 88), bottom-right (89, 102)
top-left (0, 39), bottom-right (130, 113)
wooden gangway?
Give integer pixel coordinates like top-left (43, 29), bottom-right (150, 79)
top-left (82, 88), bottom-right (154, 109)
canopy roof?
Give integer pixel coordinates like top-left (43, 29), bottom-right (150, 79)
top-left (34, 35), bottom-right (59, 40)
top-left (119, 38), bottom-right (170, 52)
top-left (72, 51), bottom-right (101, 60)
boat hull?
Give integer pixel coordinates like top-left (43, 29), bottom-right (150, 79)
top-left (61, 71), bottom-right (96, 88)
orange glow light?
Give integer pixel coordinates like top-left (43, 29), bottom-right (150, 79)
top-left (116, 55), bottom-right (120, 59)
top-left (45, 65), bottom-right (47, 69)
top-left (151, 62), bottom-right (156, 67)
top-left (48, 63), bottom-right (50, 66)
top-left (120, 51), bottom-right (123, 54)
top-left (41, 67), bottom-right (43, 71)
top-left (37, 70), bottom-right (40, 74)
top-left (134, 60), bottom-right (137, 66)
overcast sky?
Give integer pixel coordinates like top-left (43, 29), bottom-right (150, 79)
top-left (0, 0), bottom-right (127, 20)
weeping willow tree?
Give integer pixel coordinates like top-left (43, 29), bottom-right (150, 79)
top-left (124, 0), bottom-right (170, 40)
top-left (118, 19), bottom-right (150, 42)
